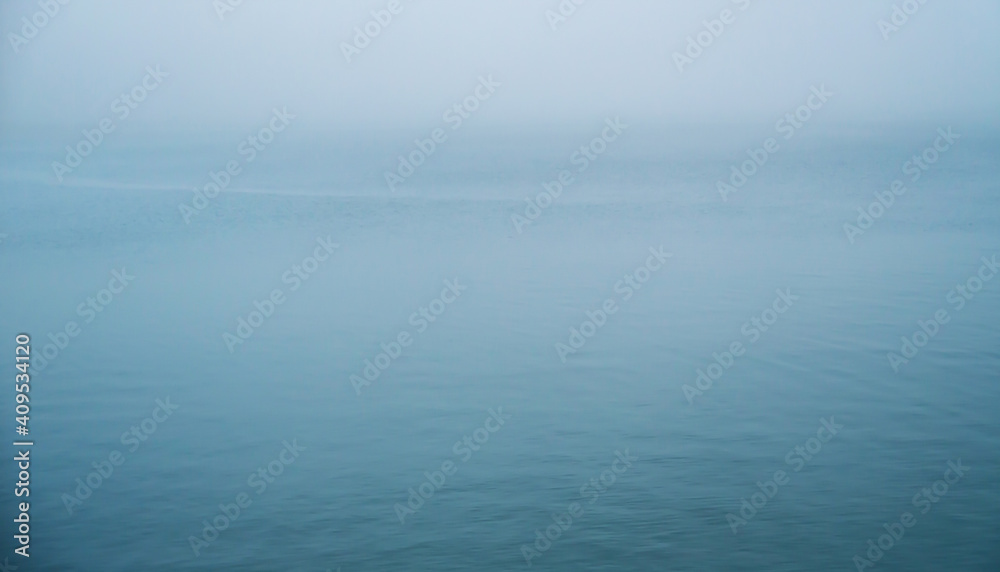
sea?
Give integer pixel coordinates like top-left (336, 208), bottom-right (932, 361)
top-left (0, 123), bottom-right (998, 570)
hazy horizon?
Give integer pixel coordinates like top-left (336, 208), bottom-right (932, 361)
top-left (2, 2), bottom-right (998, 571)
top-left (2, 0), bottom-right (999, 133)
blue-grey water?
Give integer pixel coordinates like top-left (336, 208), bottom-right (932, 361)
top-left (1, 127), bottom-right (998, 570)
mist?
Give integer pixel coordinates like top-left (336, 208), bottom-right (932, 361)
top-left (2, 0), bottom-right (998, 134)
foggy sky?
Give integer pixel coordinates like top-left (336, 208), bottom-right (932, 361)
top-left (1, 0), bottom-right (998, 132)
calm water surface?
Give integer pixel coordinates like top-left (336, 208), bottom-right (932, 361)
top-left (1, 131), bottom-right (998, 570)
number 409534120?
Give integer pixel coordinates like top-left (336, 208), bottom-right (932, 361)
top-left (15, 334), bottom-right (30, 433)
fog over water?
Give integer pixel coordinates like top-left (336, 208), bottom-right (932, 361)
top-left (0, 1), bottom-right (998, 571)
top-left (2, 0), bottom-right (999, 131)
